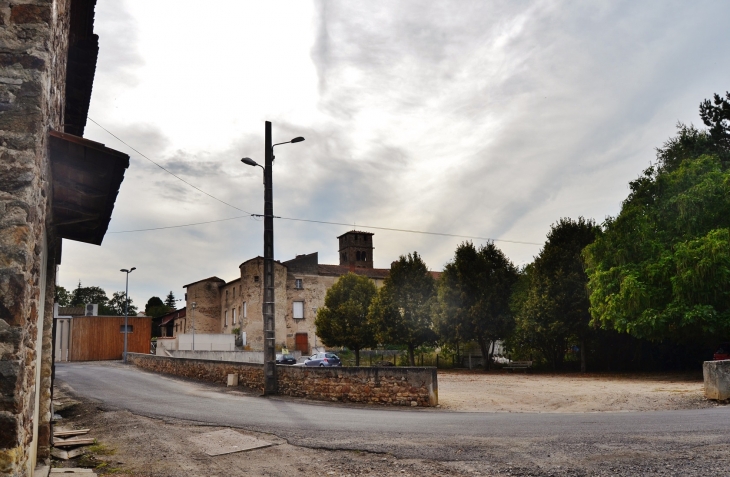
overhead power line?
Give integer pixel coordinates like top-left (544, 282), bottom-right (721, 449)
top-left (88, 117), bottom-right (252, 215)
top-left (91, 118), bottom-right (541, 246)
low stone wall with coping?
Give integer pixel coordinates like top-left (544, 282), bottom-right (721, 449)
top-left (127, 353), bottom-right (438, 406)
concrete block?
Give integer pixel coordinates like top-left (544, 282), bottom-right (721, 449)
top-left (227, 373), bottom-right (238, 386)
top-left (703, 360), bottom-right (730, 400)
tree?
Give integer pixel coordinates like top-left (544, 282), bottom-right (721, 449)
top-left (699, 91), bottom-right (730, 153)
top-left (512, 218), bottom-right (600, 371)
top-left (54, 286), bottom-right (71, 306)
top-left (584, 94), bottom-right (730, 344)
top-left (164, 291), bottom-right (177, 309)
top-left (69, 282), bottom-right (119, 314)
top-left (315, 273), bottom-right (378, 366)
top-left (108, 291), bottom-right (138, 316)
top-left (438, 242), bottom-right (519, 369)
top-left (145, 296), bottom-right (170, 318)
top-left (368, 252), bottom-right (437, 365)
top-left (70, 281), bottom-right (110, 307)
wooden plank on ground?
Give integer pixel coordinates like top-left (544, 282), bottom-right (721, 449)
top-left (54, 428), bottom-right (90, 437)
top-left (53, 437), bottom-right (95, 447)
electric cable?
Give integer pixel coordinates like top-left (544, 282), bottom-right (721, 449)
top-left (91, 118), bottom-right (541, 245)
top-left (88, 117), bottom-right (253, 215)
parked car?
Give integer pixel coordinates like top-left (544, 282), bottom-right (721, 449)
top-left (304, 352), bottom-right (342, 367)
top-left (713, 343), bottom-right (730, 360)
top-left (276, 353), bottom-right (297, 365)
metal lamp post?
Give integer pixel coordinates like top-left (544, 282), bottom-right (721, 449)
top-left (241, 121), bottom-right (304, 395)
top-left (120, 267), bottom-right (136, 363)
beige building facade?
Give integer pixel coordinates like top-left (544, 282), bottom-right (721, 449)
top-left (179, 231), bottom-right (389, 354)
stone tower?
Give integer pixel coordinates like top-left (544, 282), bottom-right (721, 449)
top-left (338, 231), bottom-right (374, 269)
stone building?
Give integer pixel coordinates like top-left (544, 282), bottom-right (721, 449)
top-left (178, 231), bottom-right (391, 355)
top-left (0, 1), bottom-right (128, 475)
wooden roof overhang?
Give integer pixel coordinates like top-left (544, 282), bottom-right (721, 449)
top-left (49, 130), bottom-right (129, 245)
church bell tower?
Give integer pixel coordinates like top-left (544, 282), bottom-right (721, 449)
top-left (338, 231), bottom-right (374, 269)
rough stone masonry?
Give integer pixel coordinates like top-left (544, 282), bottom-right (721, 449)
top-left (0, 1), bottom-right (70, 475)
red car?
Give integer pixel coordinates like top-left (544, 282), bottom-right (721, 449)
top-left (713, 343), bottom-right (730, 360)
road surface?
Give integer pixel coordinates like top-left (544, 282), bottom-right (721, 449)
top-left (56, 362), bottom-right (730, 471)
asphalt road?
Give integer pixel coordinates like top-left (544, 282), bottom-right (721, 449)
top-left (56, 362), bottom-right (730, 472)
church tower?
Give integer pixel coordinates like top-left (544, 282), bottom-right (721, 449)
top-left (338, 231), bottom-right (374, 269)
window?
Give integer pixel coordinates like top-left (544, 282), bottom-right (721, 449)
top-left (226, 290), bottom-right (229, 299)
top-left (120, 325), bottom-right (133, 333)
top-left (233, 287), bottom-right (236, 298)
top-left (232, 308), bottom-right (236, 324)
top-left (294, 278), bottom-right (303, 289)
top-left (293, 301), bottom-right (304, 319)
top-left (224, 310), bottom-right (228, 326)
top-left (254, 276), bottom-right (260, 283)
top-left (243, 302), bottom-right (247, 318)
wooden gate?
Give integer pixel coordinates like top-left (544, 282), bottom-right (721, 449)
top-left (295, 333), bottom-right (309, 354)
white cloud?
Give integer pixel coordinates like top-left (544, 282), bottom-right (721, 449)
top-left (59, 0), bottom-right (730, 304)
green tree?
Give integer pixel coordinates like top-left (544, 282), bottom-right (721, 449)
top-left (584, 94), bottom-right (730, 344)
top-left (164, 291), bottom-right (177, 309)
top-left (315, 273), bottom-right (378, 366)
top-left (108, 291), bottom-right (138, 316)
top-left (512, 218), bottom-right (600, 371)
top-left (368, 252), bottom-right (437, 365)
top-left (70, 281), bottom-right (110, 307)
top-left (438, 242), bottom-right (519, 369)
top-left (699, 91), bottom-right (730, 154)
top-left (54, 286), bottom-right (71, 306)
top-left (145, 296), bottom-right (170, 318)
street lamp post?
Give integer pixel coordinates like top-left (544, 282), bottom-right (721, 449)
top-left (190, 302), bottom-right (197, 351)
top-left (120, 267), bottom-right (136, 363)
top-left (241, 121), bottom-right (304, 395)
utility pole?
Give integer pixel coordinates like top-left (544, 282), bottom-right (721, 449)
top-left (190, 302), bottom-right (197, 351)
top-left (263, 121), bottom-right (277, 395)
top-left (240, 122), bottom-right (303, 395)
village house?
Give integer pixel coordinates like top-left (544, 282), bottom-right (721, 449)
top-left (175, 231), bottom-right (393, 355)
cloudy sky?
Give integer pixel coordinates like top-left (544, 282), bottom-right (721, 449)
top-left (59, 0), bottom-right (730, 307)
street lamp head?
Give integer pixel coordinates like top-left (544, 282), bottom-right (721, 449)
top-left (120, 269), bottom-right (127, 273)
top-left (130, 267), bottom-right (136, 272)
top-left (241, 157), bottom-right (259, 167)
top-left (290, 137), bottom-right (305, 143)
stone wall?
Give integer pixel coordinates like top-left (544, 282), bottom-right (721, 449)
top-left (0, 0), bottom-right (70, 475)
top-left (184, 278), bottom-right (224, 335)
top-left (127, 354), bottom-right (437, 407)
top-left (703, 360), bottom-right (730, 401)
top-left (127, 353), bottom-right (264, 393)
top-left (278, 365), bottom-right (437, 407)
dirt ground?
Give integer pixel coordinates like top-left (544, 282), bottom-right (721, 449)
top-left (51, 370), bottom-right (719, 476)
top-left (437, 370), bottom-right (710, 413)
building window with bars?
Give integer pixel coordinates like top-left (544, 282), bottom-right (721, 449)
top-left (294, 278), bottom-right (303, 289)
top-left (232, 308), bottom-right (236, 324)
top-left (224, 310), bottom-right (228, 326)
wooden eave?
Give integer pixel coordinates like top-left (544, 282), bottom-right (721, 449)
top-left (49, 130), bottom-right (129, 245)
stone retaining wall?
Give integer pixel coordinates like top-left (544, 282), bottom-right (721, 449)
top-left (127, 354), bottom-right (438, 407)
top-left (278, 365), bottom-right (437, 407)
top-left (703, 360), bottom-right (730, 400)
top-left (127, 353), bottom-right (264, 393)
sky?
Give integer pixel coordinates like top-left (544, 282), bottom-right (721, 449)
top-left (59, 0), bottom-right (730, 307)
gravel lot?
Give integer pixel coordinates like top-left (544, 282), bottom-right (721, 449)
top-left (437, 370), bottom-right (710, 412)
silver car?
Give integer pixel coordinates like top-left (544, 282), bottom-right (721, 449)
top-left (304, 352), bottom-right (342, 367)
